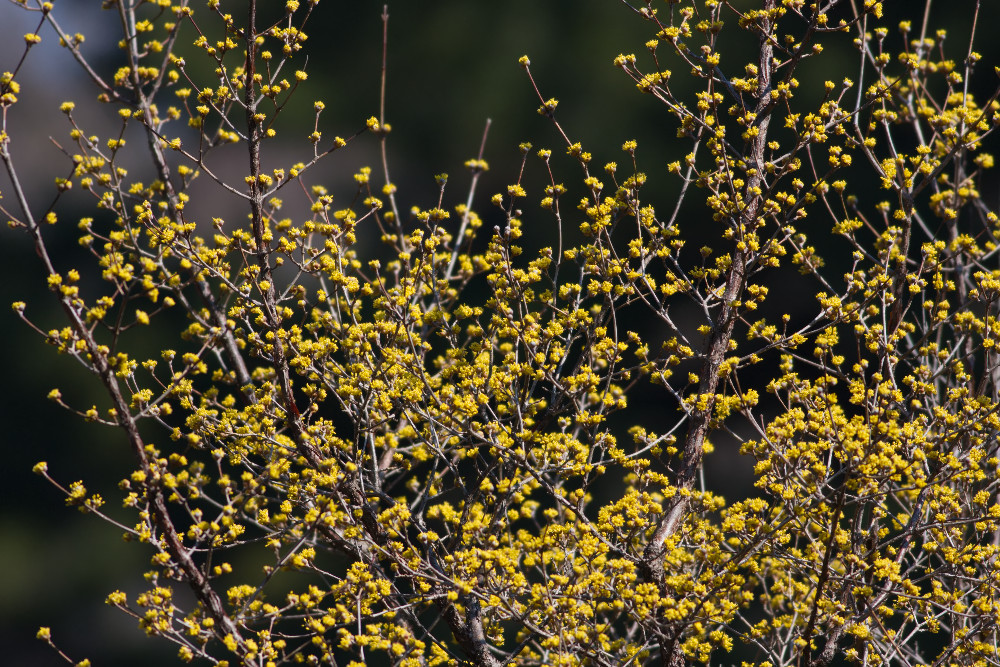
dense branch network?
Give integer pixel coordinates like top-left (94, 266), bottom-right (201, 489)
top-left (3, 0), bottom-right (1000, 666)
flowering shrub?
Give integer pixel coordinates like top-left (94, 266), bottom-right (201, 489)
top-left (4, 1), bottom-right (1000, 666)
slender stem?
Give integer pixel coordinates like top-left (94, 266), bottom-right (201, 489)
top-left (243, 0), bottom-right (311, 450)
top-left (444, 118), bottom-right (492, 283)
top-left (797, 488), bottom-right (847, 667)
top-left (379, 5), bottom-right (403, 238)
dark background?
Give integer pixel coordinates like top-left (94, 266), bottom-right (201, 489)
top-left (2, 1), bottom-right (999, 665)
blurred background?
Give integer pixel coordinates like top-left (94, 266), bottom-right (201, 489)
top-left (2, 1), bottom-right (999, 665)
